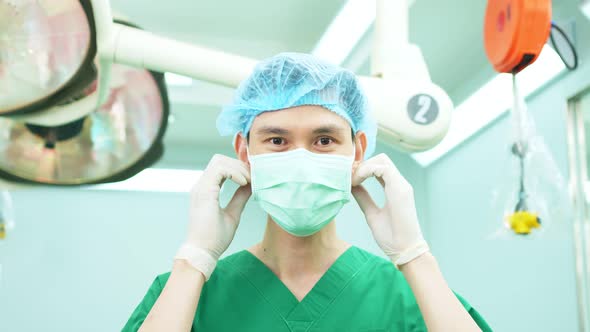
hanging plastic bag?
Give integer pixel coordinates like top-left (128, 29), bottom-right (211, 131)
top-left (490, 75), bottom-right (570, 238)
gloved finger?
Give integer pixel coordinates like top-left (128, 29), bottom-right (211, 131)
top-left (352, 153), bottom-right (392, 186)
top-left (201, 162), bottom-right (248, 189)
top-left (192, 169), bottom-right (246, 205)
top-left (351, 185), bottom-right (379, 217)
top-left (224, 184), bottom-right (252, 224)
top-left (220, 158), bottom-right (251, 187)
top-left (351, 161), bottom-right (372, 186)
top-left (353, 155), bottom-right (408, 194)
top-left (201, 155), bottom-right (250, 186)
top-left (232, 159), bottom-right (251, 184)
top-left (373, 154), bottom-right (409, 191)
top-left (352, 162), bottom-right (388, 187)
top-left (217, 166), bottom-right (248, 187)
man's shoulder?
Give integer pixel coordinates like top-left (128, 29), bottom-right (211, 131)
top-left (217, 249), bottom-right (248, 266)
top-left (352, 246), bottom-right (408, 285)
top-left (206, 250), bottom-right (251, 284)
top-left (353, 246), bottom-right (391, 266)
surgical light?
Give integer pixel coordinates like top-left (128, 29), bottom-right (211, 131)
top-left (0, 62), bottom-right (169, 185)
top-left (0, 0), bottom-right (96, 115)
top-left (0, 0), bottom-right (169, 185)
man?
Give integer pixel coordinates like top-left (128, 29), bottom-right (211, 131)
top-left (123, 53), bottom-right (491, 331)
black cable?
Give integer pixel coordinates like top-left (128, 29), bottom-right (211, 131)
top-left (550, 22), bottom-right (578, 70)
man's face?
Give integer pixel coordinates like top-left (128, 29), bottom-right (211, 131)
top-left (234, 105), bottom-right (367, 164)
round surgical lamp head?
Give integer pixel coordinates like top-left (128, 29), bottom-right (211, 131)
top-left (0, 3), bottom-right (170, 186)
top-left (0, 63), bottom-right (169, 185)
top-left (0, 0), bottom-right (97, 115)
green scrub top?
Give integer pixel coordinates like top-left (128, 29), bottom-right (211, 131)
top-left (123, 246), bottom-right (492, 331)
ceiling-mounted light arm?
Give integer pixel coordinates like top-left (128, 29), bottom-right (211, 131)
top-left (89, 0), bottom-right (114, 106)
top-left (109, 24), bottom-right (257, 87)
top-left (87, 0), bottom-right (256, 102)
top-left (90, 0), bottom-right (114, 50)
top-left (371, 0), bottom-right (431, 81)
top-left (372, 0), bottom-right (408, 78)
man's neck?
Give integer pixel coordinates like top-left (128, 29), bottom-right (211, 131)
top-left (249, 216), bottom-right (350, 281)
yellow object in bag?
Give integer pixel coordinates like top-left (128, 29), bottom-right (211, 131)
top-left (507, 211), bottom-right (541, 235)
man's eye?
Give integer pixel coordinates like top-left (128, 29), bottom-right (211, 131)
top-left (271, 137), bottom-right (284, 145)
top-left (318, 137), bottom-right (333, 146)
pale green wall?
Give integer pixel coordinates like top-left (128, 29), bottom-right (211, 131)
top-left (0, 143), bottom-right (426, 332)
top-left (421, 8), bottom-right (590, 332)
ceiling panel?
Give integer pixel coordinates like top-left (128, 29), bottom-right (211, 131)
top-left (110, 0), bottom-right (346, 59)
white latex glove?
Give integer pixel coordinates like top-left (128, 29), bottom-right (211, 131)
top-left (351, 153), bottom-right (429, 267)
top-left (175, 155), bottom-right (251, 280)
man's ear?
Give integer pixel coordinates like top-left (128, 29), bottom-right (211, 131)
top-left (354, 131), bottom-right (368, 163)
top-left (234, 133), bottom-right (249, 164)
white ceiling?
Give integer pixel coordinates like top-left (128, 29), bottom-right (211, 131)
top-left (110, 0), bottom-right (346, 59)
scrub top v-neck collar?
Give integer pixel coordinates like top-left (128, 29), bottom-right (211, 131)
top-left (228, 246), bottom-right (372, 331)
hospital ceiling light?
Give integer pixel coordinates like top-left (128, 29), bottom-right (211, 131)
top-left (311, 0), bottom-right (375, 65)
top-left (412, 45), bottom-right (566, 167)
top-left (0, 63), bottom-right (169, 185)
top-left (582, 0), bottom-right (590, 21)
top-left (312, 0), bottom-right (417, 66)
top-left (89, 168), bottom-right (201, 192)
top-left (0, 0), bottom-right (96, 115)
top-left (0, 0), bottom-right (169, 185)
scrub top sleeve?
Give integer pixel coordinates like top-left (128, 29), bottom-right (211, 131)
top-left (121, 273), bottom-right (170, 332)
top-left (455, 292), bottom-right (493, 332)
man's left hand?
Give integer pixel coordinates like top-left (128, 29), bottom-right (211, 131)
top-left (351, 153), bottom-right (430, 267)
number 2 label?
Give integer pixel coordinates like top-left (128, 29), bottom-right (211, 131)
top-left (407, 94), bottom-right (439, 125)
top-left (414, 95), bottom-right (432, 124)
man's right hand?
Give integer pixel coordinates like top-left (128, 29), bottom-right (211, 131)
top-left (185, 154), bottom-right (251, 261)
top-left (137, 155), bottom-right (250, 331)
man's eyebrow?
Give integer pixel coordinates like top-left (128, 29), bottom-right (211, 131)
top-left (254, 126), bottom-right (290, 135)
top-left (312, 125), bottom-right (348, 135)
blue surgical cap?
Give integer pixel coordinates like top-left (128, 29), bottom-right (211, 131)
top-left (216, 52), bottom-right (377, 158)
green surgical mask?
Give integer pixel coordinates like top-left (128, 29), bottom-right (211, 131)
top-left (249, 148), bottom-right (354, 237)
